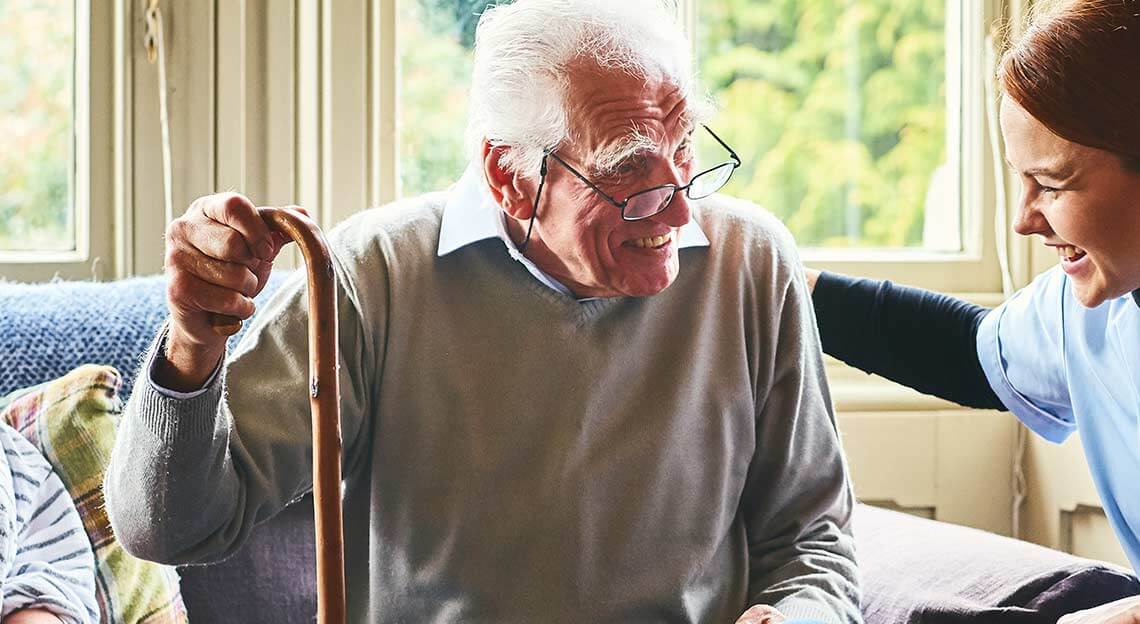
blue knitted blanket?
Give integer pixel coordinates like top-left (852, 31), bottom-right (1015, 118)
top-left (0, 273), bottom-right (290, 399)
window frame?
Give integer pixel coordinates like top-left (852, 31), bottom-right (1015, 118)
top-left (0, 0), bottom-right (116, 281)
top-left (680, 0), bottom-right (1008, 295)
top-left (0, 0), bottom-right (1027, 414)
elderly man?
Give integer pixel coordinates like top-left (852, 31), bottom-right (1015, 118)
top-left (105, 0), bottom-right (861, 622)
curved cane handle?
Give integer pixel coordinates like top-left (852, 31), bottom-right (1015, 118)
top-left (210, 207), bottom-right (346, 624)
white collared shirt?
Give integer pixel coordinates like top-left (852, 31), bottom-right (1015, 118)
top-left (437, 164), bottom-right (710, 302)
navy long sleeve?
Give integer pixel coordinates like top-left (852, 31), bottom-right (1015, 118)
top-left (812, 272), bottom-right (1006, 411)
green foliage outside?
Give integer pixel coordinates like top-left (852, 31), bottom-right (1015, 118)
top-left (698, 0), bottom-right (949, 248)
top-left (0, 0), bottom-right (74, 252)
top-left (401, 0), bottom-right (950, 249)
top-left (5, 0), bottom-right (947, 251)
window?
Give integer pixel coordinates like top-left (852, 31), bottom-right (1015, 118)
top-left (0, 0), bottom-right (76, 253)
top-left (380, 0), bottom-right (1002, 292)
top-left (398, 0), bottom-right (490, 197)
top-left (0, 0), bottom-right (112, 282)
top-left (695, 0), bottom-right (961, 252)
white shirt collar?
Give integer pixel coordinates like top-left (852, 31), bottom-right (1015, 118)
top-left (437, 164), bottom-right (709, 298)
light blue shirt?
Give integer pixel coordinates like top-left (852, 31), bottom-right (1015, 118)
top-left (437, 164), bottom-right (710, 300)
top-left (977, 267), bottom-right (1140, 573)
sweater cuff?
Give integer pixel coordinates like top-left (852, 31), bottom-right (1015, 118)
top-left (133, 325), bottom-right (225, 442)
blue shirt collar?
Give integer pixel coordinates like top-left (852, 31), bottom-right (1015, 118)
top-left (437, 164), bottom-right (709, 298)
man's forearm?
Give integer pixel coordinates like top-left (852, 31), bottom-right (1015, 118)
top-left (155, 323), bottom-right (225, 392)
top-left (105, 335), bottom-right (242, 565)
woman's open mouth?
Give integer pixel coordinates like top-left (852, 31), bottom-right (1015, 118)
top-left (1057, 244), bottom-right (1091, 277)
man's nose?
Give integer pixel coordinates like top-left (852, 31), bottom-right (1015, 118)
top-left (654, 164), bottom-right (695, 228)
top-left (653, 188), bottom-right (692, 228)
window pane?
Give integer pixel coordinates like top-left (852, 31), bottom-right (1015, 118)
top-left (0, 0), bottom-right (75, 252)
top-left (697, 0), bottom-right (958, 250)
top-left (399, 0), bottom-right (498, 197)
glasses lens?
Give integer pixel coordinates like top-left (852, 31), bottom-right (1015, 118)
top-left (624, 187), bottom-right (675, 220)
top-left (688, 162), bottom-right (735, 199)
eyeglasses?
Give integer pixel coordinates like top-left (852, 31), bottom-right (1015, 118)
top-left (520, 124), bottom-right (741, 252)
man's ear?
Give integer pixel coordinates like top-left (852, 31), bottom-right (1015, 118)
top-left (482, 141), bottom-right (534, 220)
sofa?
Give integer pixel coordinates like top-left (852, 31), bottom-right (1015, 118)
top-left (1, 274), bottom-right (1137, 623)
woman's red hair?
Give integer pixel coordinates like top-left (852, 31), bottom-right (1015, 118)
top-left (1000, 0), bottom-right (1140, 170)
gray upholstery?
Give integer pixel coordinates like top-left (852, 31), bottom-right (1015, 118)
top-left (856, 504), bottom-right (1140, 623)
top-left (177, 496), bottom-right (317, 622)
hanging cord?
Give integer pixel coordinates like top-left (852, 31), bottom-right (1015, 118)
top-left (144, 0), bottom-right (174, 225)
top-left (984, 31), bottom-right (1027, 539)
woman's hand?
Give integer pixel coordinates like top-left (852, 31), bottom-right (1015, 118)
top-left (2, 608), bottom-right (64, 624)
top-left (804, 268), bottom-right (821, 293)
top-left (1058, 595), bottom-right (1140, 624)
top-left (735, 604), bottom-right (786, 623)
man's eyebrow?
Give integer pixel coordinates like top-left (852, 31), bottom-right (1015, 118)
top-left (589, 131), bottom-right (657, 177)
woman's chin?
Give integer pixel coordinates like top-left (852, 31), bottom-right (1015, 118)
top-left (1071, 275), bottom-right (1114, 309)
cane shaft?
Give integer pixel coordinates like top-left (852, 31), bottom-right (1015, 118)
top-left (212, 208), bottom-right (345, 624)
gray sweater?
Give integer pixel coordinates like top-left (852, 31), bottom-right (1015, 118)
top-left (106, 193), bottom-right (861, 623)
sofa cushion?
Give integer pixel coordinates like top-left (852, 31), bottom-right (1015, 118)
top-left (1, 364), bottom-right (188, 624)
top-left (0, 273), bottom-right (291, 399)
top-left (175, 495), bottom-right (317, 623)
top-left (855, 504), bottom-right (1140, 623)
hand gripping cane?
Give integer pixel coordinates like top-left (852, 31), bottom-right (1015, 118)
top-left (211, 207), bottom-right (346, 624)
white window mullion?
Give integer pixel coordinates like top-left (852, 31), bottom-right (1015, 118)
top-left (113, 0), bottom-right (134, 279)
top-left (319, 0), bottom-right (369, 230)
top-left (372, 0), bottom-right (398, 209)
top-left (678, 0), bottom-right (697, 70)
top-left (216, 0), bottom-right (249, 197)
top-left (295, 0), bottom-right (321, 225)
top-left (124, 0), bottom-right (216, 277)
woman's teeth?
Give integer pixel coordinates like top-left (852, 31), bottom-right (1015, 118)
top-left (1057, 245), bottom-right (1087, 261)
top-left (631, 234), bottom-right (671, 248)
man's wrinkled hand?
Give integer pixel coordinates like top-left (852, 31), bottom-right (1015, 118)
top-left (735, 604), bottom-right (786, 624)
top-left (1058, 595), bottom-right (1140, 624)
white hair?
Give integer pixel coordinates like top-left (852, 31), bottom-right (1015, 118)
top-left (464, 0), bottom-right (709, 180)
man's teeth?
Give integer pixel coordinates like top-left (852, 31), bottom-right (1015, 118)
top-left (1057, 245), bottom-right (1087, 261)
top-left (632, 234), bottom-right (671, 248)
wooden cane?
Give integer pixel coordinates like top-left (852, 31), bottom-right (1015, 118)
top-left (209, 206), bottom-right (346, 624)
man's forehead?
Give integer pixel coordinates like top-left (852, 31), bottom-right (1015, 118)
top-left (563, 61), bottom-right (691, 152)
top-left (569, 104), bottom-right (694, 171)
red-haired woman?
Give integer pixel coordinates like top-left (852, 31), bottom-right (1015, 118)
top-left (809, 2), bottom-right (1140, 622)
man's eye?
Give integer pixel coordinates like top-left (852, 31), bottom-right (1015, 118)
top-left (675, 141), bottom-right (693, 161)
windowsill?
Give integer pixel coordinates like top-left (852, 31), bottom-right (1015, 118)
top-left (0, 251), bottom-right (85, 264)
top-left (828, 369), bottom-right (960, 413)
top-left (802, 248), bottom-right (984, 264)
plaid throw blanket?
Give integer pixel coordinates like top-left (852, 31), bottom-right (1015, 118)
top-left (2, 365), bottom-right (187, 624)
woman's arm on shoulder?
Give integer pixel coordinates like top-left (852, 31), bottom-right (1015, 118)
top-left (807, 269), bottom-right (1005, 411)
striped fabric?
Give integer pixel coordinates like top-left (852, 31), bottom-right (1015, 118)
top-left (2, 365), bottom-right (187, 624)
top-left (0, 422), bottom-right (98, 623)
